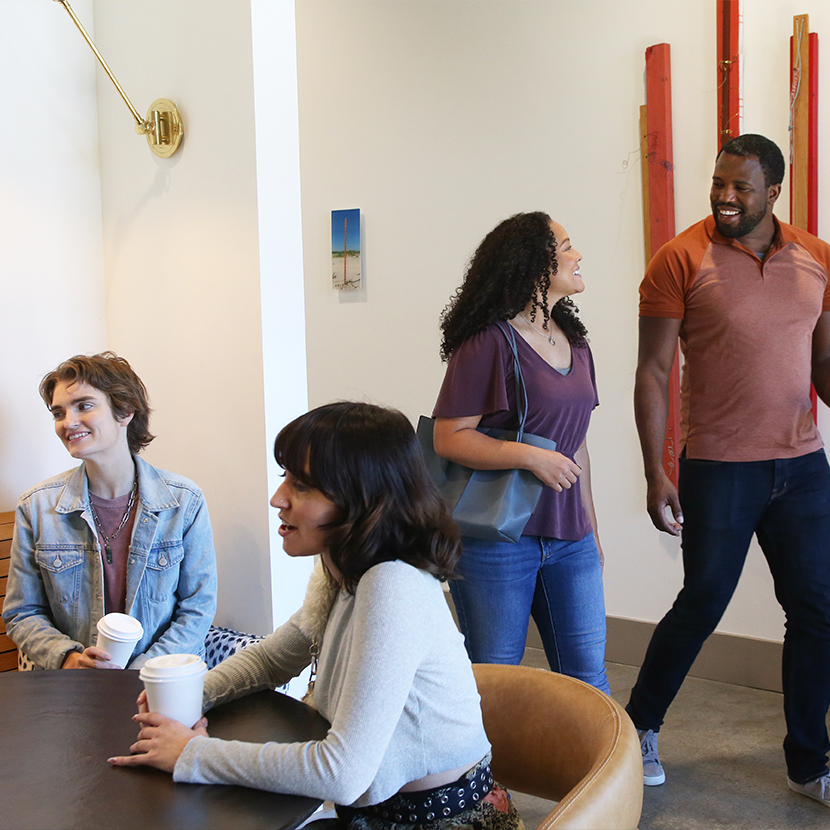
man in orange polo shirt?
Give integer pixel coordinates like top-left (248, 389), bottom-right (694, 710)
top-left (627, 134), bottom-right (830, 807)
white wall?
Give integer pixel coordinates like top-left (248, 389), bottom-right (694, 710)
top-left (251, 0), bottom-right (313, 621)
top-left (91, 0), bottom-right (309, 633)
top-left (0, 0), bottom-right (106, 511)
top-left (5, 0), bottom-right (830, 648)
top-left (295, 0), bottom-right (830, 644)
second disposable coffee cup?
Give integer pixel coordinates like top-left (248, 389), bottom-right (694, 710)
top-left (95, 613), bottom-right (144, 668)
top-left (139, 653), bottom-right (207, 727)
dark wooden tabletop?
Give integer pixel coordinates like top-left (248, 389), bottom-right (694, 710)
top-left (0, 670), bottom-right (330, 830)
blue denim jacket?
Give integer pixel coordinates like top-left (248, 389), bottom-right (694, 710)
top-left (3, 455), bottom-right (218, 670)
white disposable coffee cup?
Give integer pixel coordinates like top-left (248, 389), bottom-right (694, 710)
top-left (139, 653), bottom-right (207, 727)
top-left (95, 613), bottom-right (144, 669)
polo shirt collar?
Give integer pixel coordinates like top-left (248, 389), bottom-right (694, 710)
top-left (704, 214), bottom-right (793, 258)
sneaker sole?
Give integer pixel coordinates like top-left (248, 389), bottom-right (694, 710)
top-left (644, 770), bottom-right (666, 786)
top-left (788, 777), bottom-right (830, 807)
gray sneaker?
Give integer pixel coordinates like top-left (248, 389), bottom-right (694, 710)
top-left (788, 773), bottom-right (830, 807)
top-left (638, 729), bottom-right (666, 786)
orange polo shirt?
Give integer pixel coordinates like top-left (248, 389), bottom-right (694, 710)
top-left (639, 215), bottom-right (830, 462)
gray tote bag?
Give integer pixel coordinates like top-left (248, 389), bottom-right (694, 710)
top-left (418, 322), bottom-right (557, 543)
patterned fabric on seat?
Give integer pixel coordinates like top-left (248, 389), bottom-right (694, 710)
top-left (17, 649), bottom-right (35, 671)
top-left (204, 624), bottom-right (266, 669)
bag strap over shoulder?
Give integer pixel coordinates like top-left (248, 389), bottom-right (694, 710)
top-left (494, 321), bottom-right (529, 440)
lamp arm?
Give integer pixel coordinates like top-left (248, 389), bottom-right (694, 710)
top-left (55, 0), bottom-right (152, 134)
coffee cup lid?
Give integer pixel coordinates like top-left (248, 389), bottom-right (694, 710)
top-left (140, 653), bottom-right (206, 681)
top-left (97, 613), bottom-right (144, 642)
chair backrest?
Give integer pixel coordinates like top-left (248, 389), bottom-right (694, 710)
top-left (473, 664), bottom-right (642, 830)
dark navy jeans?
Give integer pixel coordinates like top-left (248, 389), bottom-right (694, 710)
top-left (626, 450), bottom-right (830, 784)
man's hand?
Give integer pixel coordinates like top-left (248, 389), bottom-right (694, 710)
top-left (646, 472), bottom-right (684, 535)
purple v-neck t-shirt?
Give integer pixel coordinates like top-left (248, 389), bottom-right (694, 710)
top-left (433, 323), bottom-right (598, 541)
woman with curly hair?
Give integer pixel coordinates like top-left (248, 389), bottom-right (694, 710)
top-left (432, 212), bottom-right (608, 693)
top-left (111, 402), bottom-right (524, 830)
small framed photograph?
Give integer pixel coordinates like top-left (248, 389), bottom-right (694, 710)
top-left (332, 208), bottom-right (361, 291)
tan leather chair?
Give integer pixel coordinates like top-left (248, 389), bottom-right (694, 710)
top-left (473, 664), bottom-right (643, 830)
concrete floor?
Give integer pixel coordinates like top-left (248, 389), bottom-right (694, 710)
top-left (511, 652), bottom-right (830, 830)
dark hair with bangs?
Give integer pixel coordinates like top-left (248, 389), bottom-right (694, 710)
top-left (274, 402), bottom-right (460, 593)
top-left (39, 351), bottom-right (154, 454)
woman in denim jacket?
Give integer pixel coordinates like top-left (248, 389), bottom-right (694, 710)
top-left (2, 352), bottom-right (217, 670)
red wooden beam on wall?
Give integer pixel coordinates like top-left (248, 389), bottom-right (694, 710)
top-left (644, 45), bottom-right (676, 253)
top-left (808, 32), bottom-right (819, 238)
top-left (790, 15), bottom-right (820, 422)
top-left (717, 0), bottom-right (741, 149)
top-left (643, 43), bottom-right (680, 486)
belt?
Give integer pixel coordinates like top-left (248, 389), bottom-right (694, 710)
top-left (339, 759), bottom-right (494, 825)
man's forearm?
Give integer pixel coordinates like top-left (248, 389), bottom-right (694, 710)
top-left (634, 365), bottom-right (672, 483)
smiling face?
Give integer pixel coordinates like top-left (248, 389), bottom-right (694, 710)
top-left (49, 381), bottom-right (133, 464)
top-left (710, 153), bottom-right (780, 243)
top-left (270, 470), bottom-right (340, 559)
top-left (546, 220), bottom-right (583, 304)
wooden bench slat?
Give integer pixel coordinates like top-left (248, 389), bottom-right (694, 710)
top-left (0, 513), bottom-right (20, 671)
top-left (0, 650), bottom-right (18, 672)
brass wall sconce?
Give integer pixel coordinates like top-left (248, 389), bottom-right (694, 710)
top-left (54, 0), bottom-right (184, 158)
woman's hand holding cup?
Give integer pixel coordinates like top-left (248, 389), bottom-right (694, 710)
top-left (108, 711), bottom-right (209, 773)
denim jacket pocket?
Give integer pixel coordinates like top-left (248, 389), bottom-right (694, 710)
top-left (34, 545), bottom-right (87, 605)
top-left (35, 545), bottom-right (87, 573)
top-left (145, 542), bottom-right (184, 603)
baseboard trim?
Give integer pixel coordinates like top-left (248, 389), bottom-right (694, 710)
top-left (445, 591), bottom-right (783, 693)
top-left (602, 616), bottom-right (783, 693)
top-left (529, 614), bottom-right (784, 693)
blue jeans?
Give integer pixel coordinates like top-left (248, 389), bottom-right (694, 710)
top-left (626, 450), bottom-right (830, 783)
top-left (449, 532), bottom-right (609, 693)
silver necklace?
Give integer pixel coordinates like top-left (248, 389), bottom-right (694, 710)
top-left (90, 474), bottom-right (138, 565)
top-left (520, 313), bottom-right (556, 346)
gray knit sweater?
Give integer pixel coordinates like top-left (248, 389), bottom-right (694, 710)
top-left (173, 560), bottom-right (491, 806)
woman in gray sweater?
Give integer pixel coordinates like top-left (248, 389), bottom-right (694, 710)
top-left (110, 402), bottom-right (523, 830)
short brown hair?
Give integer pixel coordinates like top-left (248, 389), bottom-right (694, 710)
top-left (39, 352), bottom-right (155, 454)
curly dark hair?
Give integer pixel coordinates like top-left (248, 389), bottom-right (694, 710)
top-left (39, 352), bottom-right (155, 454)
top-left (439, 212), bottom-right (588, 361)
top-left (274, 402), bottom-right (460, 593)
top-left (717, 134), bottom-right (785, 187)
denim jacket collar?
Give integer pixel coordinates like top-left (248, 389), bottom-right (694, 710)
top-left (55, 455), bottom-right (180, 516)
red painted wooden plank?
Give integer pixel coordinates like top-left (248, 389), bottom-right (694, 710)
top-left (645, 44), bottom-right (676, 254)
top-left (717, 0), bottom-right (741, 148)
top-left (791, 24), bottom-right (819, 422)
top-left (810, 32), bottom-right (819, 421)
top-left (644, 43), bottom-right (680, 486)
top-left (809, 32), bottom-right (818, 237)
